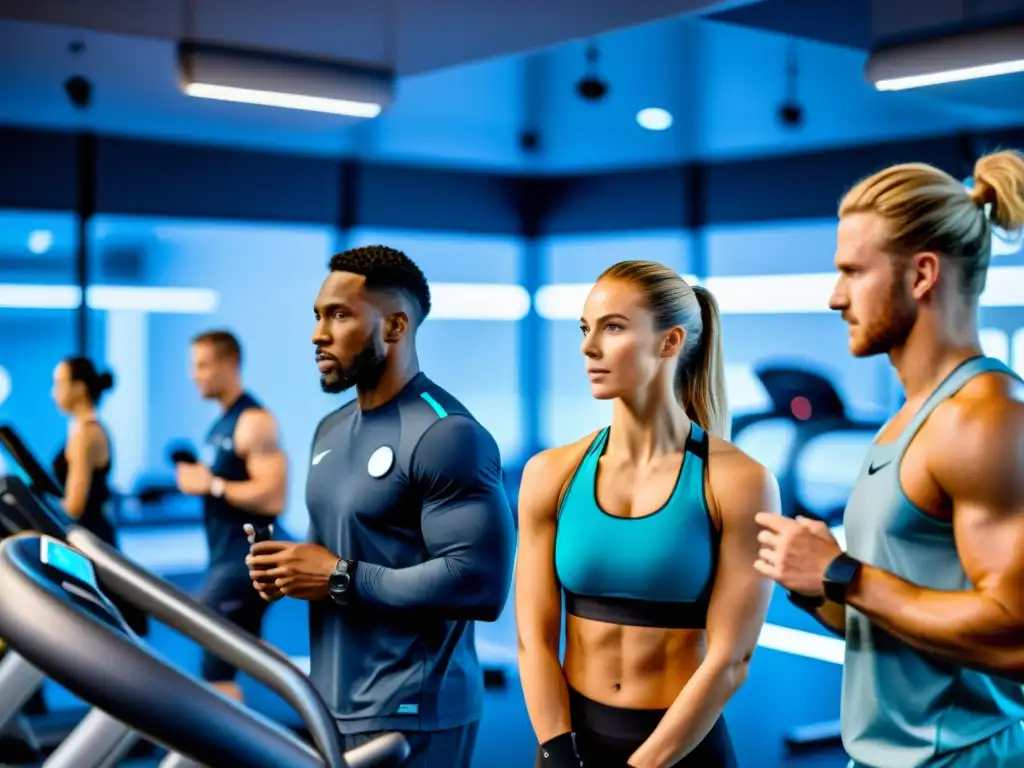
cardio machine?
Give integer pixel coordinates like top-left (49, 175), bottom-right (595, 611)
top-left (731, 365), bottom-right (883, 525)
top-left (0, 429), bottom-right (411, 767)
top-left (0, 526), bottom-right (409, 767)
top-left (0, 426), bottom-right (88, 761)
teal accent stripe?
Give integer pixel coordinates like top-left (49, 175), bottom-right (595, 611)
top-left (420, 392), bottom-right (448, 418)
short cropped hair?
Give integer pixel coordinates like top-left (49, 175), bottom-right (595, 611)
top-left (192, 329), bottom-right (242, 364)
top-left (329, 245), bottom-right (431, 321)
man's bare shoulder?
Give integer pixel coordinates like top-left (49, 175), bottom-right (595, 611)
top-left (927, 371), bottom-right (1024, 478)
top-left (235, 408), bottom-right (280, 454)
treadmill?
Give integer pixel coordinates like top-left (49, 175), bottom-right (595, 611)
top-left (731, 366), bottom-right (883, 524)
top-left (0, 426), bottom-right (92, 762)
top-left (0, 428), bottom-right (410, 767)
top-left (0, 528), bottom-right (409, 767)
top-left (0, 480), bottom-right (410, 767)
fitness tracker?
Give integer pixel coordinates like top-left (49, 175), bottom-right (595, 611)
top-left (823, 553), bottom-right (862, 604)
top-left (209, 477), bottom-right (226, 499)
top-left (786, 590), bottom-right (824, 612)
top-left (328, 559), bottom-right (357, 605)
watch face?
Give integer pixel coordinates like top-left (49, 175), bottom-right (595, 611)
top-left (827, 555), bottom-right (860, 584)
top-left (329, 563), bottom-right (350, 593)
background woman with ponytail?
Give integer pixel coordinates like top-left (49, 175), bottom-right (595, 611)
top-left (515, 261), bottom-right (781, 767)
top-left (50, 357), bottom-right (119, 547)
top-left (51, 357), bottom-right (149, 638)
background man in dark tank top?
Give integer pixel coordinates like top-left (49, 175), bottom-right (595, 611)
top-left (175, 330), bottom-right (288, 703)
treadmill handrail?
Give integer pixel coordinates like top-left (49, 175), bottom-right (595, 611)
top-left (0, 475), bottom-right (70, 540)
top-left (0, 425), bottom-right (64, 498)
top-left (66, 526), bottom-right (345, 768)
top-left (0, 534), bottom-right (323, 768)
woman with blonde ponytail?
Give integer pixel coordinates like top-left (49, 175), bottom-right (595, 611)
top-left (515, 261), bottom-right (780, 767)
top-left (754, 149), bottom-right (1024, 768)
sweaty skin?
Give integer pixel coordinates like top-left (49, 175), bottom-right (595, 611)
top-left (516, 430), bottom-right (778, 765)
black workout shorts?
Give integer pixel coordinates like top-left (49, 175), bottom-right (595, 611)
top-left (196, 565), bottom-right (270, 682)
top-left (534, 687), bottom-right (737, 767)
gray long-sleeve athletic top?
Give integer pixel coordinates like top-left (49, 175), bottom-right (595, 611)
top-left (305, 372), bottom-right (516, 734)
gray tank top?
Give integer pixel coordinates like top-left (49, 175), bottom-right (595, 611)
top-left (842, 356), bottom-right (1024, 768)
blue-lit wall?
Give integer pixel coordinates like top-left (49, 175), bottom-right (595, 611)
top-left (0, 210), bottom-right (79, 464)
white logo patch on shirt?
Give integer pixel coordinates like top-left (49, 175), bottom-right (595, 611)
top-left (312, 449), bottom-right (331, 466)
top-left (367, 446), bottom-right (394, 478)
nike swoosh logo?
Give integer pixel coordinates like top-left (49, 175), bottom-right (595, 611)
top-left (312, 450), bottom-right (331, 466)
top-left (867, 461), bottom-right (891, 475)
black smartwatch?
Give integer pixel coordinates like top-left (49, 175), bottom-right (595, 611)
top-left (328, 559), bottom-right (357, 606)
top-left (823, 553), bottom-right (862, 605)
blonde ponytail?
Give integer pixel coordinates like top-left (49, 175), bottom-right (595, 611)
top-left (676, 286), bottom-right (730, 439)
top-left (972, 150), bottom-right (1024, 234)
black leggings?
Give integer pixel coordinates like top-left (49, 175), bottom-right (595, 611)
top-left (536, 687), bottom-right (738, 767)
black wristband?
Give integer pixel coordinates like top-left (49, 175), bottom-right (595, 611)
top-left (787, 590), bottom-right (825, 612)
top-left (539, 732), bottom-right (582, 766)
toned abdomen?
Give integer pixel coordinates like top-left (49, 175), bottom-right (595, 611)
top-left (562, 614), bottom-right (705, 709)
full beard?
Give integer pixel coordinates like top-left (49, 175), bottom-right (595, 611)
top-left (320, 335), bottom-right (387, 394)
top-left (851, 279), bottom-right (917, 358)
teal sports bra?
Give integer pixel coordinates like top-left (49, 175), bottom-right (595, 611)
top-left (554, 423), bottom-right (719, 629)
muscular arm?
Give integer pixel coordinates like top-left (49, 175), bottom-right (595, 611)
top-left (846, 400), bottom-right (1024, 681)
top-left (62, 427), bottom-right (98, 519)
top-left (352, 416), bottom-right (516, 621)
top-left (630, 456), bottom-right (779, 768)
top-left (515, 448), bottom-right (576, 745)
top-left (221, 410), bottom-right (287, 515)
top-left (811, 599), bottom-right (847, 637)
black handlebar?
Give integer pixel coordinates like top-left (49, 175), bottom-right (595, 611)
top-left (0, 425), bottom-right (64, 498)
top-left (67, 526), bottom-right (347, 768)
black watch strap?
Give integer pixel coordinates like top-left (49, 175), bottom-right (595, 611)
top-left (787, 591), bottom-right (825, 612)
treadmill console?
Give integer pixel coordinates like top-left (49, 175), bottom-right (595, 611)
top-left (36, 536), bottom-right (129, 636)
top-left (41, 535), bottom-right (99, 589)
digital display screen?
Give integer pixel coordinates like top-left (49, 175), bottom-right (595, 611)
top-left (40, 537), bottom-right (99, 591)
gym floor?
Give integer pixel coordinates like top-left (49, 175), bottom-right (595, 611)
top-left (41, 570), bottom-right (850, 767)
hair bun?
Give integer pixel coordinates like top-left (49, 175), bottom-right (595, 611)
top-left (99, 372), bottom-right (115, 391)
top-left (971, 150), bottom-right (1024, 233)
top-left (968, 177), bottom-right (994, 209)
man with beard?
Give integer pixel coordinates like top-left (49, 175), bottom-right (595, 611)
top-left (754, 150), bottom-right (1024, 768)
top-left (175, 329), bottom-right (287, 703)
top-left (246, 245), bottom-right (516, 767)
